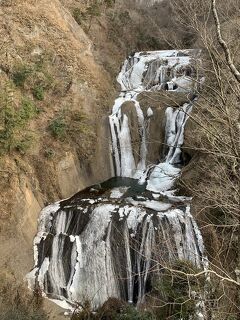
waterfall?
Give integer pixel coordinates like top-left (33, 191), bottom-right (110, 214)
top-left (27, 50), bottom-right (207, 315)
top-left (109, 50), bottom-right (199, 179)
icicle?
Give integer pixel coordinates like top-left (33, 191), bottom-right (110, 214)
top-left (28, 50), bottom-right (206, 315)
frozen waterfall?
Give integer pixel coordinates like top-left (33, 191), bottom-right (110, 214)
top-left (27, 50), bottom-right (207, 314)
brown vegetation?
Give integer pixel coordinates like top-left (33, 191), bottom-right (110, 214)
top-left (0, 270), bottom-right (48, 320)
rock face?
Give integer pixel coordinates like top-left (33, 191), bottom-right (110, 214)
top-left (0, 2), bottom-right (115, 317)
top-left (27, 50), bottom-right (207, 314)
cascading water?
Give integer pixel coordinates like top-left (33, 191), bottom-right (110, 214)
top-left (27, 50), bottom-right (207, 315)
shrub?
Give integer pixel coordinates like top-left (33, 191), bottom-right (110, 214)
top-left (49, 116), bottom-right (66, 139)
top-left (15, 134), bottom-right (34, 154)
top-left (18, 98), bottom-right (39, 122)
top-left (12, 60), bottom-right (53, 100)
top-left (47, 109), bottom-right (95, 159)
top-left (44, 148), bottom-right (55, 159)
top-left (0, 93), bottom-right (38, 154)
top-left (72, 2), bottom-right (103, 27)
top-left (86, 3), bottom-right (101, 17)
top-left (32, 85), bottom-right (44, 101)
top-left (73, 8), bottom-right (86, 25)
top-left (12, 65), bottom-right (32, 88)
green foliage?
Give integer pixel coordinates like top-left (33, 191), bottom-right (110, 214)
top-left (0, 92), bottom-right (38, 154)
top-left (67, 110), bottom-right (89, 136)
top-left (72, 8), bottom-right (86, 25)
top-left (19, 98), bottom-right (39, 121)
top-left (32, 85), bottom-right (45, 101)
top-left (12, 65), bottom-right (32, 88)
top-left (47, 108), bottom-right (95, 158)
top-left (48, 116), bottom-right (66, 140)
top-left (86, 3), bottom-right (101, 17)
top-left (49, 109), bottom-right (92, 141)
top-left (12, 61), bottom-right (53, 100)
top-left (15, 134), bottom-right (34, 154)
top-left (73, 1), bottom-right (109, 26)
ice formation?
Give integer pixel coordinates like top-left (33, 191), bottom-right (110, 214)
top-left (28, 50), bottom-right (206, 314)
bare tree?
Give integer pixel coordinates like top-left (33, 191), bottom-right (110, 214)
top-left (157, 0), bottom-right (240, 318)
top-left (211, 0), bottom-right (240, 83)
